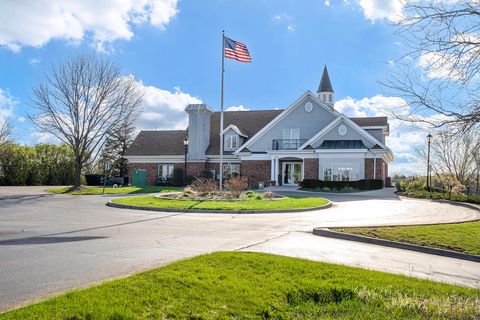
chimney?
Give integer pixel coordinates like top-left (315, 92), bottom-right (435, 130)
top-left (185, 104), bottom-right (213, 160)
top-left (317, 65), bottom-right (334, 109)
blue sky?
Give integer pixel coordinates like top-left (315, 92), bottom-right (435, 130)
top-left (0, 0), bottom-right (428, 174)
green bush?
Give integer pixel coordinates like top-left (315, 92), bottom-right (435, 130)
top-left (0, 143), bottom-right (76, 186)
top-left (301, 179), bottom-right (384, 191)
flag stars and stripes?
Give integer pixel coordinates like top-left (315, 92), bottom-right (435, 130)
top-left (224, 37), bottom-right (252, 63)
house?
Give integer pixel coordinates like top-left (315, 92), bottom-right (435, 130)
top-left (125, 66), bottom-right (394, 186)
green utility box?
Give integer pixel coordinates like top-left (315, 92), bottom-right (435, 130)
top-left (132, 169), bottom-right (148, 187)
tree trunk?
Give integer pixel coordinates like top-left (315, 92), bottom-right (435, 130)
top-left (74, 158), bottom-right (82, 189)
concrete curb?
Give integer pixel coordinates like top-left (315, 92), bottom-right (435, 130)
top-left (396, 192), bottom-right (480, 212)
top-left (313, 228), bottom-right (480, 263)
top-left (106, 200), bottom-right (332, 214)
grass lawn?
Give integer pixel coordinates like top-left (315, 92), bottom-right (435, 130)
top-left (47, 186), bottom-right (181, 195)
top-left (111, 195), bottom-right (329, 211)
top-left (399, 188), bottom-right (480, 205)
top-left (1, 252), bottom-right (479, 319)
top-left (334, 221), bottom-right (480, 255)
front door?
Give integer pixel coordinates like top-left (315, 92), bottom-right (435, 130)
top-left (283, 162), bottom-right (302, 185)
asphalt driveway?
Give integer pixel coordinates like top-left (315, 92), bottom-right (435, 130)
top-left (1, 186), bottom-right (479, 311)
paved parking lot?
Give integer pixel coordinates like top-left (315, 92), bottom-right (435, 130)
top-left (1, 186), bottom-right (479, 311)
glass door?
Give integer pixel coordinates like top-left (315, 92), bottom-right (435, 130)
top-left (283, 162), bottom-right (302, 185)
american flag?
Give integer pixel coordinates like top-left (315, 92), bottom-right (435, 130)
top-left (224, 37), bottom-right (252, 63)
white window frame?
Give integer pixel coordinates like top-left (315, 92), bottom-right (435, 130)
top-left (158, 163), bottom-right (175, 182)
top-left (225, 135), bottom-right (239, 151)
top-left (282, 128), bottom-right (300, 149)
top-left (223, 163), bottom-right (240, 178)
top-left (321, 159), bottom-right (361, 182)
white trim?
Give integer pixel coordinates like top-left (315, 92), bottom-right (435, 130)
top-left (361, 125), bottom-right (388, 130)
top-left (299, 114), bottom-right (394, 161)
top-left (282, 161), bottom-right (303, 186)
top-left (125, 155), bottom-right (185, 163)
top-left (223, 124), bottom-right (248, 137)
top-left (235, 91), bottom-right (339, 154)
top-left (298, 116), bottom-right (343, 150)
top-left (224, 134), bottom-right (239, 151)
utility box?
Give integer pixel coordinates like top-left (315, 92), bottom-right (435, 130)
top-left (132, 169), bottom-right (147, 187)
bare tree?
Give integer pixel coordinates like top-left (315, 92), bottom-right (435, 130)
top-left (384, 0), bottom-right (480, 133)
top-left (416, 130), bottom-right (480, 187)
top-left (30, 54), bottom-right (142, 189)
top-left (0, 118), bottom-right (12, 146)
top-left (98, 119), bottom-right (137, 177)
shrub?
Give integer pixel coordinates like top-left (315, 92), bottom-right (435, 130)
top-left (224, 176), bottom-right (248, 198)
top-left (189, 178), bottom-right (218, 196)
top-left (264, 191), bottom-right (274, 199)
top-left (301, 179), bottom-right (384, 191)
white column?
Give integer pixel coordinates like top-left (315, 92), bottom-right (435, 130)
top-left (270, 157), bottom-right (275, 182)
top-left (373, 152), bottom-right (377, 179)
top-left (275, 157), bottom-right (280, 183)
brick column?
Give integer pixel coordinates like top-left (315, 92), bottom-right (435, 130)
top-left (304, 158), bottom-right (319, 180)
top-left (241, 160), bottom-right (271, 188)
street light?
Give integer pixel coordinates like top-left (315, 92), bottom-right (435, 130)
top-left (426, 133), bottom-right (433, 191)
top-left (183, 137), bottom-right (189, 186)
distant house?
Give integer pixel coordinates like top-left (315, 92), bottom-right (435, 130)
top-left (125, 66), bottom-right (394, 186)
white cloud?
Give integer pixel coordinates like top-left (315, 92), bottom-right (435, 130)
top-left (335, 95), bottom-right (429, 175)
top-left (28, 58), bottom-right (41, 65)
top-left (226, 105), bottom-right (250, 111)
top-left (273, 13), bottom-right (295, 32)
top-left (30, 131), bottom-right (60, 144)
top-left (0, 88), bottom-right (16, 123)
top-left (136, 82), bottom-right (201, 131)
top-left (0, 0), bottom-right (179, 52)
top-left (17, 116), bottom-right (26, 122)
top-left (325, 0), bottom-right (331, 6)
top-left (357, 0), bottom-right (403, 22)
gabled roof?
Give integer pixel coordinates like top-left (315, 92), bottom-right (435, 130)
top-left (317, 65), bottom-right (334, 93)
top-left (236, 91), bottom-right (340, 153)
top-left (299, 114), bottom-right (392, 153)
top-left (125, 130), bottom-right (187, 156)
top-left (206, 109), bottom-right (283, 155)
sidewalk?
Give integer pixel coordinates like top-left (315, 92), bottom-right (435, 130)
top-left (243, 231), bottom-right (480, 288)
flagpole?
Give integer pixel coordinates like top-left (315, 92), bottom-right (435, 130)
top-left (219, 30), bottom-right (225, 191)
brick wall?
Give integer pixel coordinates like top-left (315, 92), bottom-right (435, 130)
top-left (240, 160), bottom-right (271, 188)
top-left (304, 158), bottom-right (319, 180)
top-left (365, 158), bottom-right (386, 180)
top-left (128, 163), bottom-right (158, 185)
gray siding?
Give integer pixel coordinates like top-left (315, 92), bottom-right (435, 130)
top-left (365, 129), bottom-right (384, 144)
top-left (186, 104), bottom-right (213, 160)
top-left (248, 96), bottom-right (336, 151)
top-left (311, 119), bottom-right (375, 149)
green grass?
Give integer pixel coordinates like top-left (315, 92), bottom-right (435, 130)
top-left (111, 195), bottom-right (329, 211)
top-left (334, 221), bottom-right (480, 255)
top-left (1, 252), bottom-right (479, 319)
top-left (47, 186), bottom-right (181, 195)
top-left (398, 187), bottom-right (480, 205)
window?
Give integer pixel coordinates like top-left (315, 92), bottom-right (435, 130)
top-left (328, 94), bottom-right (333, 103)
top-left (223, 163), bottom-right (240, 178)
top-left (158, 164), bottom-right (174, 182)
top-left (225, 135), bottom-right (238, 151)
top-left (282, 128), bottom-right (300, 149)
top-left (323, 94), bottom-right (327, 102)
top-left (323, 160), bottom-right (360, 181)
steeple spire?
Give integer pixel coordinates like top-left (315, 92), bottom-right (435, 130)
top-left (317, 65), bottom-right (334, 108)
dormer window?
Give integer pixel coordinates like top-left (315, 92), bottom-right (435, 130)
top-left (225, 135), bottom-right (238, 151)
